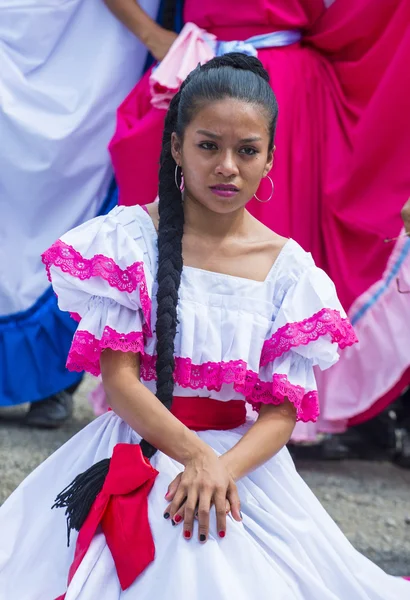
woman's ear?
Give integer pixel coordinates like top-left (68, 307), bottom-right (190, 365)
top-left (263, 146), bottom-right (274, 177)
top-left (171, 132), bottom-right (182, 166)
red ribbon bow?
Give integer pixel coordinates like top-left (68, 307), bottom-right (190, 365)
top-left (56, 443), bottom-right (159, 599)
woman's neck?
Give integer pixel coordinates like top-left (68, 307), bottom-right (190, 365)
top-left (183, 195), bottom-right (250, 241)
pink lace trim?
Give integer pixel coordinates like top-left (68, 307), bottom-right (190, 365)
top-left (261, 308), bottom-right (357, 366)
top-left (42, 240), bottom-right (152, 336)
top-left (67, 327), bottom-right (144, 377)
top-left (140, 355), bottom-right (319, 423)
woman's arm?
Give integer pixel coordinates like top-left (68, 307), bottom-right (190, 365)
top-left (219, 402), bottom-right (297, 481)
top-left (100, 349), bottom-right (208, 464)
top-left (100, 349), bottom-right (240, 541)
top-left (103, 0), bottom-right (177, 60)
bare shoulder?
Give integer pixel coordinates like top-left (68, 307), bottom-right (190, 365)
top-left (145, 202), bottom-right (159, 231)
top-left (251, 216), bottom-right (289, 259)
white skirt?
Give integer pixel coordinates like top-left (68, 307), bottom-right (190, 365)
top-left (0, 412), bottom-right (407, 600)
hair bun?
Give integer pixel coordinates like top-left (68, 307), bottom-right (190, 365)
top-left (201, 52), bottom-right (270, 83)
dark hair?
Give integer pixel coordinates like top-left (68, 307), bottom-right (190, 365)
top-left (140, 53), bottom-right (278, 458)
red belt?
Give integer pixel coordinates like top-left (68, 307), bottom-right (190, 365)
top-left (108, 397), bottom-right (247, 431)
top-left (171, 396), bottom-right (246, 431)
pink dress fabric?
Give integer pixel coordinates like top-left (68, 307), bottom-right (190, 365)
top-left (108, 0), bottom-right (410, 434)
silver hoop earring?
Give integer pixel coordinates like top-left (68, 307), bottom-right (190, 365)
top-left (174, 165), bottom-right (184, 192)
top-left (254, 175), bottom-right (274, 203)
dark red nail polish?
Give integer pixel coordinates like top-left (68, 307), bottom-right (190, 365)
top-left (184, 530), bottom-right (191, 539)
top-left (218, 531), bottom-right (226, 538)
top-left (174, 514), bottom-right (182, 523)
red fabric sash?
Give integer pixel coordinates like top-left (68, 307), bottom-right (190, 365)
top-left (171, 396), bottom-right (246, 431)
top-left (56, 398), bottom-right (245, 598)
top-left (55, 444), bottom-right (158, 599)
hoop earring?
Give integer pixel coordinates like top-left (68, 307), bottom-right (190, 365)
top-left (254, 175), bottom-right (274, 203)
top-left (174, 165), bottom-right (184, 192)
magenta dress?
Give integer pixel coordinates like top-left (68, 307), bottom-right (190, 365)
top-left (109, 0), bottom-right (410, 435)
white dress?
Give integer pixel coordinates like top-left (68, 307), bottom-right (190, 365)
top-left (0, 205), bottom-right (407, 599)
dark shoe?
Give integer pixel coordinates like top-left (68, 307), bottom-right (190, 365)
top-left (288, 434), bottom-right (353, 461)
top-left (390, 388), bottom-right (410, 468)
top-left (289, 409), bottom-right (398, 462)
top-left (24, 391), bottom-right (74, 429)
top-left (393, 428), bottom-right (410, 469)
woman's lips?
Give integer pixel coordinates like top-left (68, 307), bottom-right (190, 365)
top-left (210, 185), bottom-right (239, 198)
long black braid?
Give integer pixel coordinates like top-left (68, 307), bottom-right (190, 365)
top-left (139, 86), bottom-right (186, 458)
top-left (53, 52), bottom-right (279, 535)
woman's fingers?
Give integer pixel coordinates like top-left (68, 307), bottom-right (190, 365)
top-left (165, 485), bottom-right (186, 522)
top-left (195, 498), bottom-right (230, 519)
top-left (227, 483), bottom-right (242, 522)
top-left (197, 489), bottom-right (212, 542)
top-left (162, 461), bottom-right (241, 541)
top-left (214, 490), bottom-right (227, 539)
top-left (182, 490), bottom-right (199, 541)
top-left (165, 489), bottom-right (240, 540)
top-left (171, 498), bottom-right (187, 526)
top-left (164, 472), bottom-right (182, 502)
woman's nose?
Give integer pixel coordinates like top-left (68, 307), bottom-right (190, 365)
top-left (215, 151), bottom-right (239, 177)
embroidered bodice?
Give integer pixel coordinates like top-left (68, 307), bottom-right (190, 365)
top-left (43, 205), bottom-right (357, 422)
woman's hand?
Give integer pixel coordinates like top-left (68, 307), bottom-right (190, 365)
top-left (163, 450), bottom-right (241, 542)
top-left (165, 473), bottom-right (241, 522)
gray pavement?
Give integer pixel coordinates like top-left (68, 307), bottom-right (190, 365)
top-left (1, 376), bottom-right (409, 576)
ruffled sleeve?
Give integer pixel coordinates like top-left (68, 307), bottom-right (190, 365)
top-left (251, 266), bottom-right (358, 422)
top-left (41, 206), bottom-right (154, 377)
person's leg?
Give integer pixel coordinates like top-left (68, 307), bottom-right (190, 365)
top-left (392, 388), bottom-right (410, 468)
top-left (289, 407), bottom-right (398, 462)
top-left (23, 379), bottom-right (83, 429)
top-left (289, 392), bottom-right (410, 469)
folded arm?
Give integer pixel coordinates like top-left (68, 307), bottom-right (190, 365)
top-left (219, 402), bottom-right (297, 481)
top-left (100, 348), bottom-right (207, 464)
top-left (103, 0), bottom-right (177, 60)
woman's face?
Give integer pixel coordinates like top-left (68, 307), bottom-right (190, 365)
top-left (171, 98), bottom-right (274, 214)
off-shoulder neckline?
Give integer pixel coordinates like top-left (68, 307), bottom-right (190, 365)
top-left (136, 204), bottom-right (294, 285)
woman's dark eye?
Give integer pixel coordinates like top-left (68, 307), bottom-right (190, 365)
top-left (199, 142), bottom-right (217, 150)
top-left (239, 147), bottom-right (258, 156)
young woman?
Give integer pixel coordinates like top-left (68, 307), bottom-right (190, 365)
top-left (0, 55), bottom-right (407, 599)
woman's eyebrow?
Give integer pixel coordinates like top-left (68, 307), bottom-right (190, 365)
top-left (196, 129), bottom-right (262, 143)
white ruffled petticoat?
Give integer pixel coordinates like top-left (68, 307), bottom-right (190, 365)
top-left (0, 411), bottom-right (408, 599)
